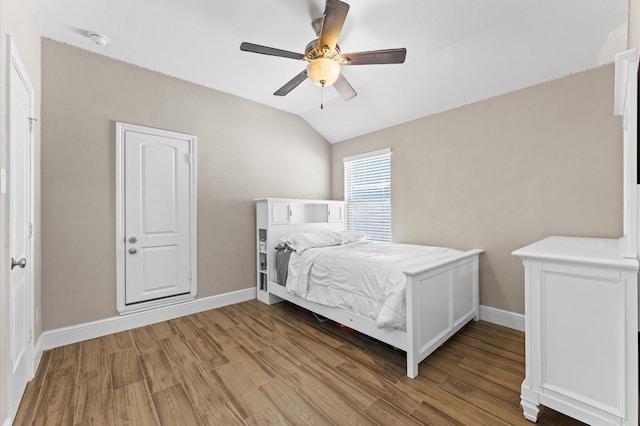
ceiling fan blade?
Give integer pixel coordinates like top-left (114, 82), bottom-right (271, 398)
top-left (340, 48), bottom-right (407, 65)
top-left (333, 74), bottom-right (357, 101)
top-left (318, 0), bottom-right (349, 54)
top-left (274, 70), bottom-right (308, 96)
top-left (240, 42), bottom-right (305, 60)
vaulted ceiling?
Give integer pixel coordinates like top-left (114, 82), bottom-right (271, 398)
top-left (34, 0), bottom-right (628, 143)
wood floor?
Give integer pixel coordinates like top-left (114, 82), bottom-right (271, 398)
top-left (14, 299), bottom-right (585, 426)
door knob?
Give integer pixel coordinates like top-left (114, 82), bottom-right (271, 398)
top-left (129, 248), bottom-right (137, 255)
top-left (11, 258), bottom-right (26, 270)
top-left (128, 236), bottom-right (137, 244)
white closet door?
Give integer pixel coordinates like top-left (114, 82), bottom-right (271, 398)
top-left (124, 129), bottom-right (192, 304)
top-left (8, 37), bottom-right (35, 421)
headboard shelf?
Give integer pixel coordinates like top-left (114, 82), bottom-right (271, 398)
top-left (254, 198), bottom-right (345, 304)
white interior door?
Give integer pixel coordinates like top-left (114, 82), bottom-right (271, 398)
top-left (117, 123), bottom-right (196, 310)
top-left (7, 36), bottom-right (34, 421)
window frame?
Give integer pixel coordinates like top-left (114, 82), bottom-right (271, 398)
top-left (343, 148), bottom-right (392, 242)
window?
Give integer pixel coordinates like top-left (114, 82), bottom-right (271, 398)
top-left (344, 149), bottom-right (391, 242)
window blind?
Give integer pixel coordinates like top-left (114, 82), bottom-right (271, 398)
top-left (344, 149), bottom-right (391, 242)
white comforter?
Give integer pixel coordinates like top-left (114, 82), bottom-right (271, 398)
top-left (285, 241), bottom-right (461, 330)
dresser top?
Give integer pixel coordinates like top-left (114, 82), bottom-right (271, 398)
top-left (512, 236), bottom-right (639, 270)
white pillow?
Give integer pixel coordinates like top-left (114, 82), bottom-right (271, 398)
top-left (280, 231), bottom-right (366, 253)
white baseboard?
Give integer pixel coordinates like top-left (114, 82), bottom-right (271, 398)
top-left (43, 287), bottom-right (256, 350)
top-left (3, 418), bottom-right (11, 426)
top-left (33, 332), bottom-right (44, 373)
top-left (479, 304), bottom-right (525, 331)
top-left (40, 291), bottom-right (523, 350)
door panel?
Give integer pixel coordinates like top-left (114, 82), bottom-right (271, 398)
top-left (8, 38), bottom-right (34, 421)
top-left (142, 246), bottom-right (178, 292)
top-left (10, 274), bottom-right (27, 372)
top-left (124, 130), bottom-right (192, 304)
top-left (141, 145), bottom-right (177, 233)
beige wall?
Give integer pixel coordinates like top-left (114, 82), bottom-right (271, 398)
top-left (0, 0), bottom-right (41, 421)
top-left (331, 65), bottom-right (622, 315)
top-left (41, 39), bottom-right (330, 330)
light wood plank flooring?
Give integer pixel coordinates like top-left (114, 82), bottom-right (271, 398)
top-left (15, 300), bottom-right (585, 425)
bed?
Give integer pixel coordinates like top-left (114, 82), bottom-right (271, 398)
top-left (273, 234), bottom-right (482, 378)
top-left (255, 198), bottom-right (483, 378)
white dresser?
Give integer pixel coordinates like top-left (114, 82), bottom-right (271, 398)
top-left (513, 236), bottom-right (638, 425)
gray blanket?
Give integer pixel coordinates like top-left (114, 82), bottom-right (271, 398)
top-left (275, 244), bottom-right (293, 285)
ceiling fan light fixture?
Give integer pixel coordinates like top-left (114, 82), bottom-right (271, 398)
top-left (240, 0), bottom-right (405, 101)
top-left (307, 58), bottom-right (341, 87)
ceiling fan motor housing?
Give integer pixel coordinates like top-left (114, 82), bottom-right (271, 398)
top-left (305, 39), bottom-right (341, 60)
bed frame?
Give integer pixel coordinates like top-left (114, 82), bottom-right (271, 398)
top-left (255, 198), bottom-right (483, 378)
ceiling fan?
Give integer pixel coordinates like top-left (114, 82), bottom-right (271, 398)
top-left (240, 0), bottom-right (406, 106)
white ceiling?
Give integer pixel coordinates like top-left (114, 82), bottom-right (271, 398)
top-left (33, 0), bottom-right (628, 143)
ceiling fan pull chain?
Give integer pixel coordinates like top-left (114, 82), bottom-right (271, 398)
top-left (320, 82), bottom-right (325, 110)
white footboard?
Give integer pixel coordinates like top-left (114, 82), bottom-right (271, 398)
top-left (265, 248), bottom-right (483, 379)
top-left (404, 249), bottom-right (483, 378)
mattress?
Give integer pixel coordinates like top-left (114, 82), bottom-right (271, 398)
top-left (284, 241), bottom-right (461, 330)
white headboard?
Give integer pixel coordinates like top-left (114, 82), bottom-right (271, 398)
top-left (255, 198), bottom-right (345, 301)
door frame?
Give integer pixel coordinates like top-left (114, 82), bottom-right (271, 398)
top-left (5, 35), bottom-right (36, 420)
top-left (115, 122), bottom-right (197, 314)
